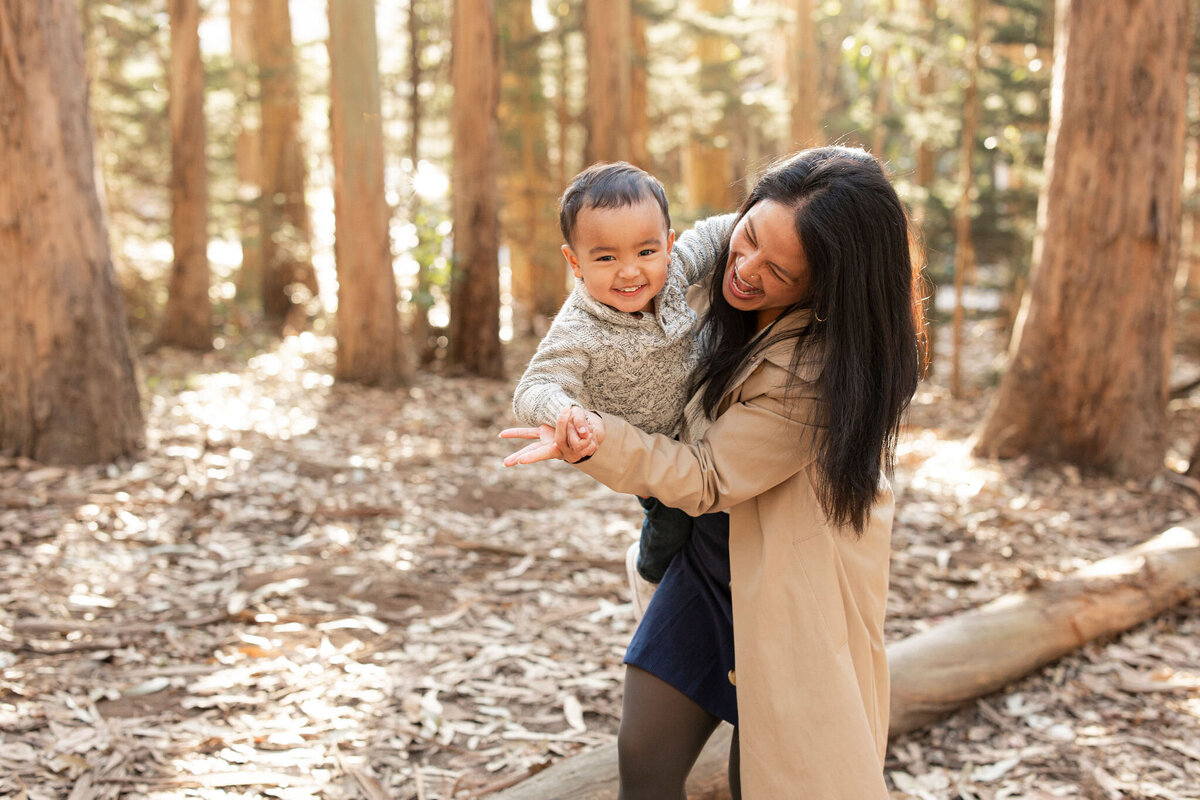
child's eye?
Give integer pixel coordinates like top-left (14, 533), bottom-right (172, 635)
top-left (597, 255), bottom-right (616, 262)
top-left (639, 249), bottom-right (656, 257)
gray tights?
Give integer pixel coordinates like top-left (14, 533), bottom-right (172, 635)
top-left (616, 666), bottom-right (741, 800)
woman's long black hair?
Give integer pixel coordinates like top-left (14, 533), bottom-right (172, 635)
top-left (697, 146), bottom-right (925, 533)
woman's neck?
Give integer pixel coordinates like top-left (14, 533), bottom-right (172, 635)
top-left (756, 308), bottom-right (783, 331)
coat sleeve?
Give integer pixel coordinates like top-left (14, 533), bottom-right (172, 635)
top-left (511, 314), bottom-right (590, 429)
top-left (575, 362), bottom-right (821, 513)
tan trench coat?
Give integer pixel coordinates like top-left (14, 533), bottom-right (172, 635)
top-left (577, 313), bottom-right (892, 799)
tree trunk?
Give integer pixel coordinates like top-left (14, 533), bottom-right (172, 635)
top-left (789, 0), bottom-right (820, 148)
top-left (449, 0), bottom-right (503, 376)
top-left (252, 0), bottom-right (318, 327)
top-left (629, 8), bottom-right (650, 170)
top-left (229, 0), bottom-right (262, 307)
top-left (914, 0), bottom-right (938, 194)
top-left (487, 519), bottom-right (1200, 800)
top-left (160, 0), bottom-right (211, 351)
top-left (501, 0), bottom-right (564, 337)
top-left (869, 0), bottom-right (895, 159)
top-left (973, 0), bottom-right (1188, 475)
top-left (407, 0), bottom-right (433, 358)
top-left (583, 0), bottom-right (631, 164)
top-left (685, 0), bottom-right (735, 214)
top-left (950, 0), bottom-right (981, 398)
top-left (0, 0), bottom-right (145, 463)
top-left (328, 0), bottom-right (406, 386)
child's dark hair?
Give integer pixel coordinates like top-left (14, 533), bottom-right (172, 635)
top-left (698, 146), bottom-right (924, 534)
top-left (558, 161), bottom-right (671, 246)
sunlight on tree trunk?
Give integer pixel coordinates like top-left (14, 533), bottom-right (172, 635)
top-left (253, 0), bottom-right (318, 328)
top-left (869, 0), bottom-right (895, 160)
top-left (0, 0), bottom-right (144, 463)
top-left (583, 0), bottom-right (631, 164)
top-left (629, 9), bottom-right (650, 170)
top-left (229, 0), bottom-right (262, 307)
top-left (328, 0), bottom-right (407, 386)
top-left (789, 0), bottom-right (820, 149)
top-left (501, 0), bottom-right (565, 338)
top-left (950, 0), bottom-right (981, 399)
top-left (973, 0), bottom-right (1188, 475)
top-left (449, 0), bottom-right (503, 376)
top-left (160, 0), bottom-right (211, 351)
top-left (685, 0), bottom-right (735, 214)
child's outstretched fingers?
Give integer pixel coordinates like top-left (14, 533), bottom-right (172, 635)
top-left (500, 423), bottom-right (561, 466)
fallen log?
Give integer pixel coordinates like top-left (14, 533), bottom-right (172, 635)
top-left (487, 519), bottom-right (1200, 799)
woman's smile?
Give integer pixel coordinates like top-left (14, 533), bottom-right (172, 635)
top-left (727, 265), bottom-right (762, 298)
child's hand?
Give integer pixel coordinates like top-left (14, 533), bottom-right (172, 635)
top-left (565, 405), bottom-right (592, 453)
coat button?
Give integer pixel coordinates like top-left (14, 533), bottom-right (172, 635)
top-left (727, 669), bottom-right (737, 686)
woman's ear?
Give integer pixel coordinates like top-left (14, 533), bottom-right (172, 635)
top-left (561, 244), bottom-right (583, 279)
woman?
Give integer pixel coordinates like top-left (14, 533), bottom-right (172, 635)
top-left (503, 147), bottom-right (923, 799)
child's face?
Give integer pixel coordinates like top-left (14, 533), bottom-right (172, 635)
top-left (562, 196), bottom-right (675, 314)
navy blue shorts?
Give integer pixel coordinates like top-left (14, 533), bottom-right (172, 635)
top-left (623, 511), bottom-right (737, 726)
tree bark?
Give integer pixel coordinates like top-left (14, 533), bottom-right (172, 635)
top-left (973, 0), bottom-right (1188, 475)
top-left (407, 0), bottom-right (433, 357)
top-left (629, 8), bottom-right (650, 170)
top-left (583, 0), bottom-right (631, 164)
top-left (0, 0), bottom-right (145, 463)
top-left (950, 0), bottom-right (981, 398)
top-left (229, 0), bottom-right (262, 307)
top-left (685, 0), bottom-right (735, 213)
top-left (160, 0), bottom-right (211, 351)
top-left (328, 0), bottom-right (406, 386)
top-left (500, 0), bottom-right (564, 337)
top-left (789, 0), bottom-right (820, 148)
top-left (449, 0), bottom-right (503, 376)
top-left (486, 519), bottom-right (1200, 799)
top-left (252, 0), bottom-right (318, 326)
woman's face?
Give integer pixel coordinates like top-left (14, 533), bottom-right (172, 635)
top-left (722, 199), bottom-right (810, 328)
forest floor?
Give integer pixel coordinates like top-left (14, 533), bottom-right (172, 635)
top-left (3, 307), bottom-right (1200, 800)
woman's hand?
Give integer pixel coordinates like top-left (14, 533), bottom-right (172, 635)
top-left (501, 406), bottom-right (605, 466)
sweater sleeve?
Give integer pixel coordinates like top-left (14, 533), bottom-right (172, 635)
top-left (673, 213), bottom-right (738, 286)
top-left (512, 312), bottom-right (591, 429)
top-left (576, 362), bottom-right (822, 514)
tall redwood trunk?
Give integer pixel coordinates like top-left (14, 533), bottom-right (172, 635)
top-left (629, 9), bottom-right (650, 170)
top-left (583, 0), bottom-right (631, 164)
top-left (950, 0), bottom-right (981, 398)
top-left (501, 0), bottom-right (564, 336)
top-left (161, 0), bottom-right (211, 350)
top-left (253, 0), bottom-right (318, 326)
top-left (973, 0), bottom-right (1189, 475)
top-left (449, 0), bottom-right (503, 376)
top-left (229, 0), bottom-right (262, 305)
top-left (0, 0), bottom-right (145, 463)
top-left (685, 0), bottom-right (735, 213)
top-left (789, 0), bottom-right (820, 148)
top-left (328, 0), bottom-right (406, 386)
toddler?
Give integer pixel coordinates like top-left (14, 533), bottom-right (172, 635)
top-left (511, 162), bottom-right (732, 614)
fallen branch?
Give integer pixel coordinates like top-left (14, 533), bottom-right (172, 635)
top-left (486, 518), bottom-right (1200, 799)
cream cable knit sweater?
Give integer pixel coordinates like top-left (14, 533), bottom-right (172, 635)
top-left (513, 214), bottom-right (735, 437)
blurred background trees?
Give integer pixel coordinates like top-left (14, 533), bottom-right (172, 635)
top-left (0, 0), bottom-right (1194, 477)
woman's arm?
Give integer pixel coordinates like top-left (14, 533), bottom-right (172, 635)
top-left (579, 368), bottom-right (820, 516)
top-left (503, 363), bottom-right (822, 515)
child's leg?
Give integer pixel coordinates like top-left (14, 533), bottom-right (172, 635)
top-left (617, 666), bottom-right (721, 800)
top-left (635, 497), bottom-right (693, 583)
